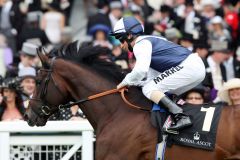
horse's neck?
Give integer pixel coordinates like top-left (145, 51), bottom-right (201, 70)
top-left (55, 60), bottom-right (128, 129)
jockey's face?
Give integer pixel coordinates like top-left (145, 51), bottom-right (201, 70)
top-left (120, 40), bottom-right (129, 51)
top-left (119, 34), bottom-right (134, 52)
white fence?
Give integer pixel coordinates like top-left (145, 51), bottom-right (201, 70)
top-left (0, 120), bottom-right (94, 160)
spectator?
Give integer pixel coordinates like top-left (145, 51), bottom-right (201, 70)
top-left (19, 11), bottom-right (49, 48)
top-left (218, 78), bottom-right (240, 105)
top-left (223, 48), bottom-right (240, 80)
top-left (202, 40), bottom-right (230, 101)
top-left (41, 1), bottom-right (65, 45)
top-left (86, 0), bottom-right (111, 36)
top-left (193, 40), bottom-right (209, 59)
top-left (50, 105), bottom-right (85, 121)
top-left (208, 15), bottom-right (232, 42)
top-left (0, 77), bottom-right (25, 121)
top-left (181, 85), bottom-right (206, 104)
top-left (0, 0), bottom-right (25, 53)
top-left (180, 0), bottom-right (208, 41)
top-left (200, 0), bottom-right (217, 21)
top-left (0, 34), bottom-right (13, 77)
top-left (179, 32), bottom-right (194, 51)
top-left (164, 28), bottom-right (181, 44)
top-left (18, 67), bottom-right (36, 104)
top-left (89, 24), bottom-right (112, 49)
top-left (108, 1), bottom-right (123, 29)
top-left (18, 42), bottom-right (38, 69)
top-left (152, 4), bottom-right (182, 35)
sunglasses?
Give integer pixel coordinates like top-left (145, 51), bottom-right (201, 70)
top-left (118, 37), bottom-right (125, 43)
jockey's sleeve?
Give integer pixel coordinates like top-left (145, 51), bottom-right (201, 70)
top-left (121, 39), bottom-right (152, 86)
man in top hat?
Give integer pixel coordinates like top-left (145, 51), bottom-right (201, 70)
top-left (179, 32), bottom-right (194, 51)
top-left (193, 39), bottom-right (209, 59)
top-left (19, 11), bottom-right (49, 48)
top-left (18, 42), bottom-right (38, 70)
top-left (202, 40), bottom-right (231, 101)
top-left (180, 0), bottom-right (208, 42)
top-left (18, 67), bottom-right (36, 98)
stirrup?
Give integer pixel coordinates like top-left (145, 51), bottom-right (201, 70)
top-left (162, 115), bottom-right (179, 135)
top-left (163, 127), bottom-right (179, 135)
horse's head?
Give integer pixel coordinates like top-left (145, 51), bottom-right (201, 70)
top-left (24, 48), bottom-right (68, 126)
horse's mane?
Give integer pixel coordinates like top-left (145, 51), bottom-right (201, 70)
top-left (47, 41), bottom-right (126, 82)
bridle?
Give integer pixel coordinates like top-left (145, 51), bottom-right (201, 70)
top-left (30, 57), bottom-right (151, 117)
top-left (30, 57), bottom-right (65, 117)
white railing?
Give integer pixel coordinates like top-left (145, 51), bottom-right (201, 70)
top-left (0, 120), bottom-right (94, 160)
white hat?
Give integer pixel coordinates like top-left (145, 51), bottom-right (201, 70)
top-left (218, 78), bottom-right (240, 105)
top-left (18, 67), bottom-right (36, 79)
top-left (210, 16), bottom-right (223, 24)
top-left (109, 1), bottom-right (123, 9)
top-left (20, 42), bottom-right (38, 57)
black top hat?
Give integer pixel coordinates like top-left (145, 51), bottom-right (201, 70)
top-left (160, 5), bottom-right (172, 13)
top-left (181, 32), bottom-right (194, 42)
top-left (185, 0), bottom-right (194, 6)
top-left (48, 1), bottom-right (61, 11)
top-left (194, 39), bottom-right (209, 49)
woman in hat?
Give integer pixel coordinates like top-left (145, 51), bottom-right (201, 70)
top-left (218, 78), bottom-right (240, 105)
top-left (0, 78), bottom-right (25, 121)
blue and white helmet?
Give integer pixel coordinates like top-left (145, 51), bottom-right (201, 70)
top-left (110, 16), bottom-right (144, 40)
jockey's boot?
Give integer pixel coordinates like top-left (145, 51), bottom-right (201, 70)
top-left (158, 96), bottom-right (192, 131)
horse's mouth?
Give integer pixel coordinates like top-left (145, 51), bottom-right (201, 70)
top-left (25, 115), bottom-right (48, 127)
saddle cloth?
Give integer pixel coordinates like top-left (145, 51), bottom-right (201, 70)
top-left (167, 103), bottom-right (223, 150)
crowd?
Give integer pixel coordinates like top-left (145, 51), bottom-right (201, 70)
top-left (0, 0), bottom-right (240, 124)
top-left (0, 0), bottom-right (84, 122)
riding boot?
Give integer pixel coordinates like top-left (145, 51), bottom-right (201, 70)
top-left (158, 96), bottom-right (192, 131)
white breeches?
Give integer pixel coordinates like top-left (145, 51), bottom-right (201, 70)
top-left (142, 53), bottom-right (206, 99)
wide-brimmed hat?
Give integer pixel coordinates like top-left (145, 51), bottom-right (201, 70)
top-left (19, 42), bottom-right (38, 57)
top-left (18, 67), bottom-right (36, 80)
top-left (218, 78), bottom-right (240, 105)
top-left (88, 24), bottom-right (111, 36)
top-left (0, 77), bottom-right (21, 92)
top-left (210, 16), bottom-right (223, 25)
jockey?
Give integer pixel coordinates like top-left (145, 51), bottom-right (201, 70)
top-left (110, 16), bottom-right (206, 131)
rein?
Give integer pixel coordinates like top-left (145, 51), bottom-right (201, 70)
top-left (59, 87), bottom-right (151, 112)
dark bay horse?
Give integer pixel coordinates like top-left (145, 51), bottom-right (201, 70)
top-left (24, 43), bottom-right (240, 160)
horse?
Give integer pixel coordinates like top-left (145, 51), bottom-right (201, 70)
top-left (24, 42), bottom-right (240, 160)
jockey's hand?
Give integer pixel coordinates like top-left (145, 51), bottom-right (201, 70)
top-left (117, 82), bottom-right (127, 89)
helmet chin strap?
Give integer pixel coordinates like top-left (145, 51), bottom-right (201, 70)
top-left (126, 36), bottom-right (134, 52)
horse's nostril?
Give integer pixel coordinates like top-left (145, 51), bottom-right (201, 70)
top-left (24, 113), bottom-right (28, 121)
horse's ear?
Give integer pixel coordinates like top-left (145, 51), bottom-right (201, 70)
top-left (37, 47), bottom-right (50, 69)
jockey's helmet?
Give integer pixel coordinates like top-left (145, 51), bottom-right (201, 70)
top-left (110, 16), bottom-right (144, 42)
